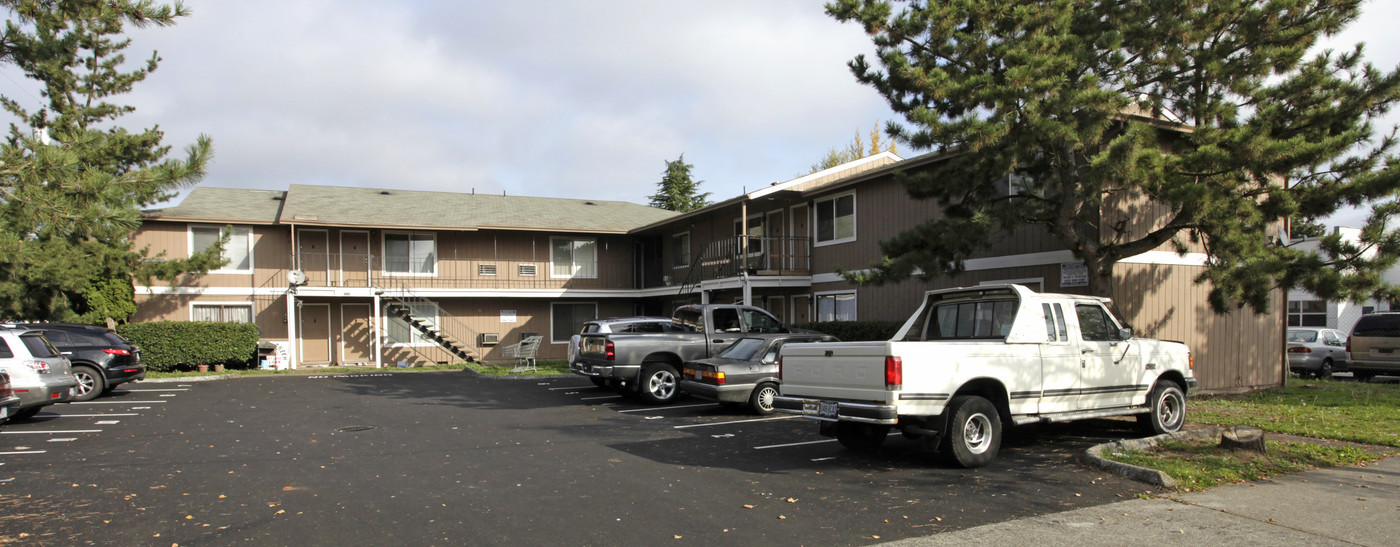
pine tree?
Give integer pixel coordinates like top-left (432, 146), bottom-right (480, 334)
top-left (807, 121), bottom-right (899, 174)
top-left (827, 0), bottom-right (1400, 312)
top-left (648, 154), bottom-right (711, 213)
top-left (0, 1), bottom-right (222, 323)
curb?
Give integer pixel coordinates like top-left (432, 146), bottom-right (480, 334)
top-left (1083, 427), bottom-right (1225, 490)
top-left (140, 374), bottom-right (234, 384)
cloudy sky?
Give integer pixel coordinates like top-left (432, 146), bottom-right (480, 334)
top-left (2, 0), bottom-right (1398, 225)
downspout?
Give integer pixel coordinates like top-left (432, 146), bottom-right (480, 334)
top-left (740, 199), bottom-right (750, 306)
top-left (373, 289), bottom-right (383, 369)
top-left (286, 223), bottom-right (299, 369)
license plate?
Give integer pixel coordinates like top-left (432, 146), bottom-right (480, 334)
top-left (818, 401), bottom-right (839, 418)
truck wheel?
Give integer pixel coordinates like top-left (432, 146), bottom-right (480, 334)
top-left (836, 422), bottom-right (889, 451)
top-left (1137, 381), bottom-right (1186, 435)
top-left (637, 363), bottom-right (679, 404)
top-left (748, 382), bottom-right (779, 415)
top-left (938, 395), bottom-right (1001, 468)
top-left (71, 366), bottom-right (106, 402)
top-left (589, 377), bottom-right (611, 388)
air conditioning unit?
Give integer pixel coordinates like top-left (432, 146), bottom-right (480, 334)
top-left (479, 264), bottom-right (498, 276)
top-left (518, 264), bottom-right (537, 277)
top-left (479, 333), bottom-right (500, 346)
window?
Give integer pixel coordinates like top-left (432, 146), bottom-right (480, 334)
top-left (734, 217), bottom-right (764, 255)
top-left (816, 292), bottom-right (856, 322)
top-left (672, 232), bottom-right (691, 268)
top-left (551, 237), bottom-right (597, 279)
top-left (384, 232), bottom-right (436, 275)
top-left (387, 302), bottom-right (437, 346)
top-left (192, 303), bottom-right (253, 323)
top-left (815, 193), bottom-right (855, 245)
top-left (1075, 304), bottom-right (1121, 341)
top-left (190, 226), bottom-right (252, 272)
top-left (1287, 300), bottom-right (1327, 327)
top-left (929, 300), bottom-right (1017, 339)
top-left (552, 302), bottom-right (597, 343)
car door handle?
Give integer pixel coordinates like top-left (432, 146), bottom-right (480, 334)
top-left (712, 339), bottom-right (726, 344)
top-left (1081, 349), bottom-right (1093, 354)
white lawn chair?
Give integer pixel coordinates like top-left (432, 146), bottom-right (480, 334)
top-left (502, 335), bottom-right (543, 373)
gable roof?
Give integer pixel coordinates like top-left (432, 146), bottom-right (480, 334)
top-left (145, 184), bottom-right (679, 234)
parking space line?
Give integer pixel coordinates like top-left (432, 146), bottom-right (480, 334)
top-left (1, 430), bottom-right (102, 435)
top-left (119, 388), bottom-right (189, 392)
top-left (548, 386), bottom-right (595, 391)
top-left (71, 401), bottom-right (167, 404)
top-left (753, 438), bottom-right (839, 450)
top-left (673, 415), bottom-right (800, 429)
top-left (616, 403), bottom-right (717, 413)
top-left (94, 421), bottom-right (121, 425)
top-left (580, 395), bottom-right (622, 401)
top-left (0, 451), bottom-right (45, 455)
top-left (159, 394), bottom-right (177, 397)
top-left (35, 413), bottom-right (137, 418)
top-left (48, 438), bottom-right (77, 442)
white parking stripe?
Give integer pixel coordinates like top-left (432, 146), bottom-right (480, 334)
top-left (672, 415), bottom-right (800, 429)
top-left (159, 394), bottom-right (177, 397)
top-left (1, 430), bottom-right (102, 434)
top-left (71, 401), bottom-right (166, 404)
top-left (34, 414), bottom-right (137, 418)
top-left (48, 438), bottom-right (77, 442)
top-left (580, 395), bottom-right (622, 401)
top-left (616, 403), bottom-right (717, 413)
top-left (94, 421), bottom-right (120, 425)
top-left (753, 438), bottom-right (839, 450)
top-left (118, 389), bottom-right (189, 392)
top-left (548, 386), bottom-right (595, 391)
top-left (0, 451), bottom-right (45, 455)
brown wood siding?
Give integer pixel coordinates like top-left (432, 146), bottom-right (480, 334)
top-left (132, 293), bottom-right (288, 342)
top-left (133, 222), bottom-right (293, 290)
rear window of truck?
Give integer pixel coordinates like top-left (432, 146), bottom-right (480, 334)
top-left (926, 300), bottom-right (1017, 340)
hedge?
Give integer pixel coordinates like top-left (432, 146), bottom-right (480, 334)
top-left (117, 321), bottom-right (260, 372)
top-left (793, 320), bottom-right (904, 342)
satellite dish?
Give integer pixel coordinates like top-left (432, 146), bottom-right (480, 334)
top-left (288, 270), bottom-right (308, 286)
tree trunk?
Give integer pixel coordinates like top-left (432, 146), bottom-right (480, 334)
top-left (1219, 426), bottom-right (1267, 453)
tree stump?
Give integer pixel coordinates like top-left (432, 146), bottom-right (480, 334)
top-left (1219, 426), bottom-right (1267, 453)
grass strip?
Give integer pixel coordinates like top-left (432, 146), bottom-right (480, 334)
top-left (1189, 377), bottom-right (1400, 448)
top-left (1104, 438), bottom-right (1382, 491)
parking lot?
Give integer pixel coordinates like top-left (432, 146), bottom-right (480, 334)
top-left (1, 371), bottom-right (1155, 545)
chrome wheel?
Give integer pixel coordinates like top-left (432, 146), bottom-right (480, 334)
top-left (750, 383), bottom-right (779, 415)
top-left (961, 412), bottom-right (994, 455)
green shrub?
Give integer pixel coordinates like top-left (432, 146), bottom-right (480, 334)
top-left (118, 321), bottom-right (260, 372)
top-left (793, 320), bottom-right (903, 341)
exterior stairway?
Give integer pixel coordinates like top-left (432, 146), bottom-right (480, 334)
top-left (383, 301), bottom-right (475, 362)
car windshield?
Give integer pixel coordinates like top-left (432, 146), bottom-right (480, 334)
top-left (715, 338), bottom-right (767, 361)
top-left (1287, 330), bottom-right (1318, 343)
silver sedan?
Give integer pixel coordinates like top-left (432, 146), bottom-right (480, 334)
top-left (1287, 328), bottom-right (1349, 379)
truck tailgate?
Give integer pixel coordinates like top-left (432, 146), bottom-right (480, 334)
top-left (780, 341), bottom-right (893, 402)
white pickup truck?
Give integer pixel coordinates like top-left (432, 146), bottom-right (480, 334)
top-left (772, 284), bottom-right (1196, 468)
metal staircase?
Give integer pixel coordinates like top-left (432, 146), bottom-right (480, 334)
top-left (375, 277), bottom-right (480, 363)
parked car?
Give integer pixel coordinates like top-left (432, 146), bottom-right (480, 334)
top-left (678, 334), bottom-right (838, 415)
top-left (13, 323), bottom-right (144, 401)
top-left (0, 325), bottom-right (78, 421)
top-left (1347, 313), bottom-right (1400, 382)
top-left (1286, 328), bottom-right (1349, 378)
top-left (0, 371), bottom-right (21, 424)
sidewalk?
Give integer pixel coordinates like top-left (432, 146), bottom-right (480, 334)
top-left (884, 455), bottom-right (1400, 546)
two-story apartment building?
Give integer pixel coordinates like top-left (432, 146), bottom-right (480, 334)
top-left (133, 151), bottom-right (1283, 392)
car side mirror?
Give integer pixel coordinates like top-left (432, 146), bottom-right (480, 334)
top-left (1119, 327), bottom-right (1133, 340)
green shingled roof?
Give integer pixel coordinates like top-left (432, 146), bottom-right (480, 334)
top-left (145, 184), bottom-right (678, 233)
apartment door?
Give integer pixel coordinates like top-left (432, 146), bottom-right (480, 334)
top-left (300, 303), bottom-right (332, 365)
top-left (298, 230), bottom-right (330, 286)
top-left (790, 204), bottom-right (809, 272)
top-left (767, 296), bottom-right (787, 323)
top-left (791, 295), bottom-right (811, 324)
top-left (766, 210), bottom-right (785, 272)
top-left (341, 303), bottom-right (373, 364)
top-left (340, 231), bottom-right (371, 287)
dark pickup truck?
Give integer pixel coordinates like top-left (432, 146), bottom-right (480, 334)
top-left (571, 304), bottom-right (808, 404)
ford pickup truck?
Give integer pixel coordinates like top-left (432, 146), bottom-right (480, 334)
top-left (773, 284), bottom-right (1196, 468)
top-left (572, 304), bottom-right (808, 404)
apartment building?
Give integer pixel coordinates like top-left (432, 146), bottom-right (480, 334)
top-left (133, 151), bottom-right (1283, 392)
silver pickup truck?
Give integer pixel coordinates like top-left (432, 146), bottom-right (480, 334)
top-left (572, 304), bottom-right (808, 404)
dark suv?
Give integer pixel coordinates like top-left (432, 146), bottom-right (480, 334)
top-left (15, 324), bottom-right (144, 401)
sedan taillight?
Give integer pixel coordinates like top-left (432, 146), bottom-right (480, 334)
top-left (103, 348), bottom-right (131, 356)
top-left (1287, 347), bottom-right (1312, 354)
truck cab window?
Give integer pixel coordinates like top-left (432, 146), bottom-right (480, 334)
top-left (713, 308), bottom-right (741, 332)
top-left (743, 309), bottom-right (783, 333)
top-left (1075, 304), bottom-right (1119, 341)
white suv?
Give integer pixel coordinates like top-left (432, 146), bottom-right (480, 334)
top-left (0, 326), bottom-right (77, 421)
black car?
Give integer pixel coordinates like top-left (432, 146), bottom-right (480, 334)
top-left (15, 323), bottom-right (144, 401)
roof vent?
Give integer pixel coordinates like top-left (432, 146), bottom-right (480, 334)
top-left (584, 201), bottom-right (596, 206)
top-left (379, 191), bottom-right (391, 195)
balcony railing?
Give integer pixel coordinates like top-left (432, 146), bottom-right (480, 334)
top-left (679, 236), bottom-right (811, 288)
top-left (294, 253), bottom-right (639, 290)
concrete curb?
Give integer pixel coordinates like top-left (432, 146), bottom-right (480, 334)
top-left (1083, 427), bottom-right (1225, 490)
top-left (140, 374), bottom-right (234, 384)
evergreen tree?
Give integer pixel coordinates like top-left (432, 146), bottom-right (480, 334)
top-left (648, 154), bottom-right (711, 212)
top-left (826, 0), bottom-right (1400, 312)
top-left (0, 0), bottom-right (222, 323)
